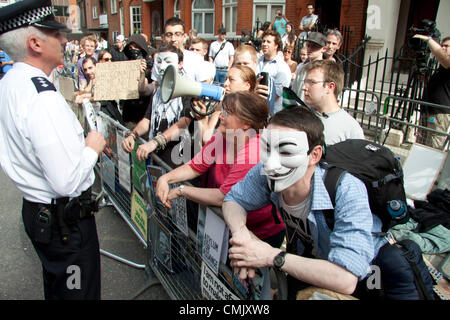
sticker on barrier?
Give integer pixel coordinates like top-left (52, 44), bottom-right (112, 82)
top-left (94, 111), bottom-right (275, 300)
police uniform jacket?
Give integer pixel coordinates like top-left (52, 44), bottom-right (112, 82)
top-left (0, 62), bottom-right (98, 204)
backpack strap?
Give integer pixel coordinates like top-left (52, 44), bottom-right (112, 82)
top-left (395, 243), bottom-right (434, 300)
top-left (322, 165), bottom-right (346, 231)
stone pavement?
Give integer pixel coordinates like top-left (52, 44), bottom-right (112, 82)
top-left (0, 169), bottom-right (169, 300)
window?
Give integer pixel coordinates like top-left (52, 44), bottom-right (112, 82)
top-left (174, 0), bottom-right (180, 18)
top-left (192, 0), bottom-right (214, 35)
top-left (111, 0), bottom-right (117, 14)
top-left (223, 0), bottom-right (237, 34)
top-left (253, 1), bottom-right (285, 28)
top-left (92, 6), bottom-right (98, 19)
top-left (130, 6), bottom-right (142, 34)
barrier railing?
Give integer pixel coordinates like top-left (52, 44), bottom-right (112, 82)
top-left (91, 110), bottom-right (273, 300)
top-left (341, 88), bottom-right (382, 144)
top-left (382, 96), bottom-right (450, 149)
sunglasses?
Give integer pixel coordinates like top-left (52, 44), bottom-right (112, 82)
top-left (283, 50), bottom-right (292, 53)
top-left (102, 57), bottom-right (112, 62)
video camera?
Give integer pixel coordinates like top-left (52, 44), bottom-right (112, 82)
top-left (407, 19), bottom-right (441, 73)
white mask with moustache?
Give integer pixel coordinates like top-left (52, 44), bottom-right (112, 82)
top-left (151, 51), bottom-right (179, 83)
top-left (260, 129), bottom-right (310, 192)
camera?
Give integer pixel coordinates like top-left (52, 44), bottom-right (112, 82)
top-left (407, 19), bottom-right (441, 73)
top-left (408, 19), bottom-right (440, 51)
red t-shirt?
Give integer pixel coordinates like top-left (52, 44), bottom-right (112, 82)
top-left (188, 132), bottom-right (285, 240)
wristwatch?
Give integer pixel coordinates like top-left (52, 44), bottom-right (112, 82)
top-left (178, 184), bottom-right (185, 196)
top-left (273, 251), bottom-right (287, 270)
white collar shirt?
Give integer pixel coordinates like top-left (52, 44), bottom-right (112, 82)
top-left (0, 62), bottom-right (98, 203)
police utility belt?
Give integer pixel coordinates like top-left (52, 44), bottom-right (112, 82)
top-left (30, 188), bottom-right (98, 244)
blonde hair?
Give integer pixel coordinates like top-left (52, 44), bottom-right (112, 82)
top-left (80, 35), bottom-right (98, 48)
top-left (229, 65), bottom-right (257, 92)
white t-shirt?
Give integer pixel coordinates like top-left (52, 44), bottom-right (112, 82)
top-left (182, 49), bottom-right (205, 81)
top-left (299, 14), bottom-right (318, 39)
top-left (315, 108), bottom-right (365, 146)
top-left (209, 40), bottom-right (235, 68)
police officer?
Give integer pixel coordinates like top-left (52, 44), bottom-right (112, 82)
top-left (0, 0), bottom-right (106, 299)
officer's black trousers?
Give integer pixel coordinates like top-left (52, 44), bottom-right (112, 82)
top-left (22, 199), bottom-right (101, 300)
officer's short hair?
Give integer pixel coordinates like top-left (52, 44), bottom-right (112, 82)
top-left (0, 26), bottom-right (47, 62)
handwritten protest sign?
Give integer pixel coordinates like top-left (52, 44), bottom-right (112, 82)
top-left (94, 60), bottom-right (141, 101)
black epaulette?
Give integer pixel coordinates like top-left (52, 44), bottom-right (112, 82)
top-left (31, 77), bottom-right (57, 93)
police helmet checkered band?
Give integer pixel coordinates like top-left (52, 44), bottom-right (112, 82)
top-left (0, 0), bottom-right (69, 35)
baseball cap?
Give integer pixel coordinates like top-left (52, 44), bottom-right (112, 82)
top-left (218, 28), bottom-right (227, 34)
top-left (116, 34), bottom-right (125, 41)
top-left (306, 32), bottom-right (327, 47)
top-left (0, 0), bottom-right (70, 35)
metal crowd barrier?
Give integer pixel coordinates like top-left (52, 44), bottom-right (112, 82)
top-left (382, 96), bottom-right (450, 152)
top-left (89, 110), bottom-right (274, 300)
top-left (341, 87), bottom-right (383, 143)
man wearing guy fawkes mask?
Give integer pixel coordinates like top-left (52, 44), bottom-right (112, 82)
top-left (120, 44), bottom-right (194, 169)
top-left (223, 107), bottom-right (388, 300)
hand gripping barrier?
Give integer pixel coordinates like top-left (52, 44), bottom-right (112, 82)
top-left (94, 111), bottom-right (282, 300)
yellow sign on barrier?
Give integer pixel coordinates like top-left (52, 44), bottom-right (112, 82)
top-left (131, 189), bottom-right (148, 241)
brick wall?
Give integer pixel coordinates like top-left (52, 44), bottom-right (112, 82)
top-left (340, 0), bottom-right (368, 52)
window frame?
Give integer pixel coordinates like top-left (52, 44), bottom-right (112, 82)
top-left (222, 0), bottom-right (238, 35)
top-left (191, 0), bottom-right (215, 36)
top-left (130, 5), bottom-right (142, 35)
top-left (253, 0), bottom-right (285, 29)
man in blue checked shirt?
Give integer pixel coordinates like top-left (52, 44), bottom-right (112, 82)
top-left (224, 106), bottom-right (387, 299)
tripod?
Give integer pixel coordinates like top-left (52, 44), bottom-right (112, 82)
top-left (382, 61), bottom-right (428, 145)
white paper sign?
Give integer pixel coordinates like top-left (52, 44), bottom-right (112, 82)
top-left (116, 130), bottom-right (132, 192)
top-left (201, 262), bottom-right (238, 300)
top-left (202, 207), bottom-right (228, 274)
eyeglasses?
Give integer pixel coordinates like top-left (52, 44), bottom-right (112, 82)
top-left (164, 32), bottom-right (184, 38)
top-left (303, 79), bottom-right (327, 87)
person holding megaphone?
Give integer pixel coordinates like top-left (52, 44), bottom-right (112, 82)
top-left (121, 44), bottom-right (195, 168)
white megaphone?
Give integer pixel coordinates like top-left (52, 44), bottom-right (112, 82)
top-left (161, 65), bottom-right (225, 103)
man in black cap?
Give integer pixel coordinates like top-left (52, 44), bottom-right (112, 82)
top-left (208, 27), bottom-right (234, 84)
top-left (291, 31), bottom-right (327, 101)
top-left (0, 0), bottom-right (106, 300)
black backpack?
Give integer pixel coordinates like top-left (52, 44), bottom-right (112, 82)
top-left (320, 139), bottom-right (409, 232)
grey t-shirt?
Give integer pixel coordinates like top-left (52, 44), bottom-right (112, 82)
top-left (315, 108), bottom-right (365, 146)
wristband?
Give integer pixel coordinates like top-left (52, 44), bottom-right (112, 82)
top-left (127, 131), bottom-right (138, 140)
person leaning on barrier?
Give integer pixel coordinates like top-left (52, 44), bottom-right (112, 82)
top-left (223, 107), bottom-right (386, 299)
top-left (74, 56), bottom-right (97, 103)
top-left (0, 0), bottom-right (106, 300)
top-left (121, 44), bottom-right (193, 169)
top-left (77, 35), bottom-right (98, 90)
top-left (414, 35), bottom-right (450, 150)
top-left (156, 92), bottom-right (286, 248)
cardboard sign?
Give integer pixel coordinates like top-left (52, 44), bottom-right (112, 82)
top-left (94, 60), bottom-right (141, 101)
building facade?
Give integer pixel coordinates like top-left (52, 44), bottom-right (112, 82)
top-left (53, 0), bottom-right (448, 55)
top-left (59, 0), bottom-right (369, 52)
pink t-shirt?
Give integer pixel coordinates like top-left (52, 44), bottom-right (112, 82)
top-left (189, 132), bottom-right (285, 240)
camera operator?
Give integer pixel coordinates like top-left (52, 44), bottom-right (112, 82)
top-left (414, 34), bottom-right (450, 149)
